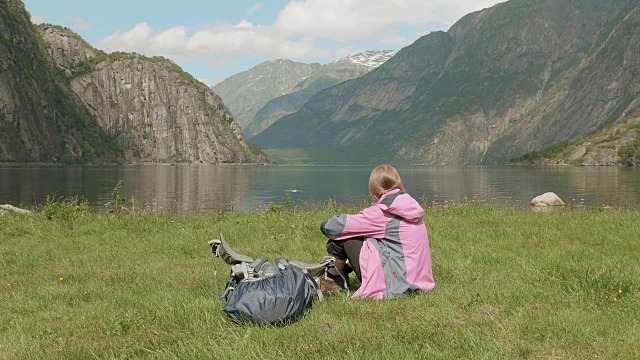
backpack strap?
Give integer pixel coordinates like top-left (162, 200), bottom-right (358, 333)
top-left (288, 256), bottom-right (350, 299)
top-left (208, 233), bottom-right (254, 265)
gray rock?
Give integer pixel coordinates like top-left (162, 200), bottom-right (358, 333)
top-left (531, 193), bottom-right (565, 207)
top-left (0, 204), bottom-right (32, 214)
top-left (39, 25), bottom-right (96, 76)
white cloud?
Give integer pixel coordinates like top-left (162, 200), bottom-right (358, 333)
top-left (96, 1), bottom-right (505, 63)
top-left (62, 16), bottom-right (91, 32)
top-left (31, 15), bottom-right (46, 24)
top-left (211, 61), bottom-right (231, 68)
top-left (98, 21), bottom-right (331, 60)
top-left (274, 0), bottom-right (505, 44)
top-left (248, 3), bottom-right (264, 16)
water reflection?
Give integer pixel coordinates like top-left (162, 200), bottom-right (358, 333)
top-left (0, 165), bottom-right (638, 213)
top-left (0, 165), bottom-right (255, 213)
top-left (399, 166), bottom-right (640, 208)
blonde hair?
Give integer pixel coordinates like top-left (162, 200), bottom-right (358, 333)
top-left (369, 164), bottom-right (406, 200)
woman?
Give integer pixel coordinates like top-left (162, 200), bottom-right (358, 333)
top-left (320, 164), bottom-right (435, 299)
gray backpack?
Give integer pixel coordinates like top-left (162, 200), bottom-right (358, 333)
top-left (208, 234), bottom-right (347, 326)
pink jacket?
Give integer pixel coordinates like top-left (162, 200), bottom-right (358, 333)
top-left (322, 190), bottom-right (435, 299)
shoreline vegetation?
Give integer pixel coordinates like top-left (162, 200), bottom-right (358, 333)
top-left (1, 197), bottom-right (638, 358)
top-left (510, 115), bottom-right (640, 167)
top-left (1, 159), bottom-right (638, 167)
top-left (0, 161), bottom-right (274, 167)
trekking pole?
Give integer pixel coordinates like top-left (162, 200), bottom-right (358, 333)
top-left (211, 253), bottom-right (220, 299)
top-left (208, 239), bottom-right (222, 299)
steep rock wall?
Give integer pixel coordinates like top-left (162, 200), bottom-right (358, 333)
top-left (38, 26), bottom-right (268, 164)
top-left (39, 25), bottom-right (95, 76)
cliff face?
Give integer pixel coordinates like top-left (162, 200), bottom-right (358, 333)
top-left (212, 60), bottom-right (321, 131)
top-left (253, 0), bottom-right (640, 165)
top-left (0, 0), bottom-right (120, 163)
top-left (485, 3), bottom-right (640, 162)
top-left (38, 25), bottom-right (96, 76)
top-left (37, 26), bottom-right (268, 164)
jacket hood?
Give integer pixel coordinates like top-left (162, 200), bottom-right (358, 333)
top-left (376, 189), bottom-right (424, 223)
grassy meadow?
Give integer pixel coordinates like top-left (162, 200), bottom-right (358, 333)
top-left (1, 201), bottom-right (639, 359)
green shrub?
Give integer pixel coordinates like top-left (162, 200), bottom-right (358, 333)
top-left (104, 180), bottom-right (128, 214)
top-left (618, 135), bottom-right (640, 166)
top-left (41, 195), bottom-right (90, 229)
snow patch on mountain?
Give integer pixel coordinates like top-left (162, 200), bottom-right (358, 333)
top-left (335, 50), bottom-right (398, 68)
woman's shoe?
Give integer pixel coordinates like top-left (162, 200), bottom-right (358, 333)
top-left (320, 276), bottom-right (343, 293)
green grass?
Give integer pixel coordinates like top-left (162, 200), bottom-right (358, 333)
top-left (1, 204), bottom-right (639, 359)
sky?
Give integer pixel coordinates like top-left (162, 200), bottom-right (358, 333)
top-left (23, 0), bottom-right (505, 86)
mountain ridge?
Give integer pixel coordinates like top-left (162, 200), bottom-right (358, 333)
top-left (245, 50), bottom-right (397, 138)
top-left (252, 0), bottom-right (640, 165)
top-left (212, 59), bottom-right (322, 132)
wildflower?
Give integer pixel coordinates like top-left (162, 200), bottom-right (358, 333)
top-left (618, 289), bottom-right (623, 294)
top-left (614, 298), bottom-right (617, 302)
top-left (59, 277), bottom-right (64, 281)
top-left (5, 283), bottom-right (9, 287)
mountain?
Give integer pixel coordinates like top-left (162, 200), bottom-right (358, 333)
top-left (245, 50), bottom-right (397, 138)
top-left (212, 60), bottom-right (321, 132)
top-left (0, 0), bottom-right (267, 164)
top-left (252, 0), bottom-right (640, 165)
top-left (0, 0), bottom-right (120, 163)
top-left (38, 25), bottom-right (267, 164)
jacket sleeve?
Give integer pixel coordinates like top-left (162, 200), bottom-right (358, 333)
top-left (320, 206), bottom-right (387, 241)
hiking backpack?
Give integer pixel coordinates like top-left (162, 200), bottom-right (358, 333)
top-left (208, 234), bottom-right (347, 326)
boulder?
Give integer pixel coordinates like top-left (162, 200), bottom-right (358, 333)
top-left (530, 193), bottom-right (565, 207)
top-left (0, 204), bottom-right (32, 215)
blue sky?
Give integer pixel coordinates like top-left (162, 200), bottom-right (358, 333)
top-left (23, 0), bottom-right (504, 86)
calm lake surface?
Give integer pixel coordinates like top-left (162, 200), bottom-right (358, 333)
top-left (1, 165), bottom-right (639, 213)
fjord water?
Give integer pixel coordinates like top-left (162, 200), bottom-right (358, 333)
top-left (0, 165), bottom-right (638, 213)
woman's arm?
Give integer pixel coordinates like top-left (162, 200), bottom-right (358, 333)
top-left (321, 207), bottom-right (387, 241)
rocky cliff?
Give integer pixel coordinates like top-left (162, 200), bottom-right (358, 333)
top-left (0, 0), bottom-right (121, 163)
top-left (253, 0), bottom-right (640, 165)
top-left (212, 59), bottom-right (321, 132)
top-left (37, 25), bottom-right (267, 164)
top-left (38, 25), bottom-right (96, 76)
top-left (511, 114), bottom-right (640, 166)
top-left (246, 50), bottom-right (397, 138)
top-left (485, 2), bottom-right (640, 163)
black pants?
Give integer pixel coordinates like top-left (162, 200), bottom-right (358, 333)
top-left (326, 237), bottom-right (364, 281)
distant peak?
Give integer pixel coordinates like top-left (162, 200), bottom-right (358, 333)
top-left (335, 50), bottom-right (398, 68)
